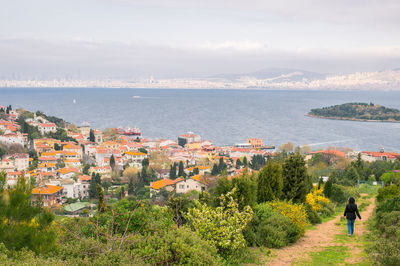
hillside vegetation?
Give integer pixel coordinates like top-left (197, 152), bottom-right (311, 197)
top-left (309, 102), bottom-right (400, 122)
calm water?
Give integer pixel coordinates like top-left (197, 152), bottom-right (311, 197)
top-left (1, 88), bottom-right (399, 151)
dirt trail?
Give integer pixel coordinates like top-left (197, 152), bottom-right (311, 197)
top-left (266, 196), bottom-right (375, 266)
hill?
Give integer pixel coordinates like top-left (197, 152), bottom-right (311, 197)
top-left (308, 103), bottom-right (400, 122)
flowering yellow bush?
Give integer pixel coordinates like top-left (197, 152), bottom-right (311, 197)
top-left (306, 185), bottom-right (331, 211)
top-left (186, 189), bottom-right (253, 257)
top-left (270, 200), bottom-right (309, 235)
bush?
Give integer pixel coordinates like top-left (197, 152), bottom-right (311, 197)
top-left (304, 203), bottom-right (322, 225)
top-left (369, 185), bottom-right (400, 266)
top-left (186, 190), bottom-right (253, 257)
top-left (319, 201), bottom-right (335, 217)
top-left (270, 200), bottom-right (309, 235)
top-left (306, 185), bottom-right (331, 211)
top-left (376, 185), bottom-right (400, 203)
top-left (129, 226), bottom-right (222, 265)
top-left (376, 197), bottom-right (400, 215)
top-left (329, 184), bottom-right (359, 204)
top-left (370, 238), bottom-right (400, 266)
top-left (244, 203), bottom-right (301, 248)
top-left (375, 211), bottom-right (400, 238)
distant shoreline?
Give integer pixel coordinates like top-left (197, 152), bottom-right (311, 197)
top-left (306, 113), bottom-right (400, 123)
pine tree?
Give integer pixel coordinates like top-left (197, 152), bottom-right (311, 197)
top-left (282, 153), bottom-right (311, 202)
top-left (257, 161), bottom-right (283, 203)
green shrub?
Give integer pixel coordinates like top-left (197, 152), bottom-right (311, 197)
top-left (319, 201), bottom-right (335, 217)
top-left (376, 197), bottom-right (400, 215)
top-left (129, 226), bottom-right (222, 265)
top-left (370, 238), bottom-right (400, 266)
top-left (375, 211), bottom-right (400, 238)
top-left (376, 185), bottom-right (400, 203)
top-left (304, 203), bottom-right (322, 225)
top-left (329, 184), bottom-right (359, 204)
top-left (244, 203), bottom-right (301, 248)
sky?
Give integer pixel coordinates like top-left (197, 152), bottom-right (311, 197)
top-left (1, 0), bottom-right (400, 79)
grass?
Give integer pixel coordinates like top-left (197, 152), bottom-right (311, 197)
top-left (297, 245), bottom-right (349, 266)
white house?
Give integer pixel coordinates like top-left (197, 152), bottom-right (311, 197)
top-left (124, 151), bottom-right (147, 169)
top-left (0, 133), bottom-right (25, 146)
top-left (4, 153), bottom-right (29, 171)
top-left (38, 123), bottom-right (57, 135)
top-left (175, 175), bottom-right (207, 194)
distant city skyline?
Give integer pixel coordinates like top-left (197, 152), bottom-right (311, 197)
top-left (1, 0), bottom-right (400, 79)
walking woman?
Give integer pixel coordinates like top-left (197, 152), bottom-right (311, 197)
top-left (344, 197), bottom-right (362, 236)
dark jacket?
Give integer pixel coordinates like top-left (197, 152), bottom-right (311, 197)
top-left (344, 203), bottom-right (361, 220)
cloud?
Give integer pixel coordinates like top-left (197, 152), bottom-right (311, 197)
top-left (1, 37), bottom-right (400, 80)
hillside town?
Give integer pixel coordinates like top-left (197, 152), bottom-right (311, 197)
top-left (0, 104), bottom-right (399, 215)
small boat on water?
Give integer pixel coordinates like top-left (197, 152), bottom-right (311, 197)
top-left (132, 96), bottom-right (141, 99)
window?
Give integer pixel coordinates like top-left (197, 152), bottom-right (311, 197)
top-left (179, 185), bottom-right (184, 189)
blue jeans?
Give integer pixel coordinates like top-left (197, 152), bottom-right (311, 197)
top-left (347, 219), bottom-right (355, 235)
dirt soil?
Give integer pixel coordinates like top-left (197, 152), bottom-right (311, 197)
top-left (266, 196), bottom-right (375, 266)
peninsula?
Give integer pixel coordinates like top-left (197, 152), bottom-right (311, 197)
top-left (307, 102), bottom-right (400, 122)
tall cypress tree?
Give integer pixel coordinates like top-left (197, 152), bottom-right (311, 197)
top-left (169, 163), bottom-right (177, 179)
top-left (110, 155), bottom-right (116, 170)
top-left (178, 161), bottom-right (184, 177)
top-left (89, 173), bottom-right (98, 199)
top-left (89, 129), bottom-right (95, 142)
top-left (257, 161), bottom-right (283, 203)
top-left (282, 153), bottom-right (311, 203)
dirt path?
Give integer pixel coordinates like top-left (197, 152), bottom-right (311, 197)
top-left (266, 196), bottom-right (375, 266)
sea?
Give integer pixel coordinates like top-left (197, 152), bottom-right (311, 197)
top-left (1, 87), bottom-right (400, 152)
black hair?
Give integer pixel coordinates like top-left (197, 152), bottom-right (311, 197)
top-left (348, 197), bottom-right (355, 204)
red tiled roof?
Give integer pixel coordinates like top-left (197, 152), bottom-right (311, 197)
top-left (32, 185), bottom-right (63, 195)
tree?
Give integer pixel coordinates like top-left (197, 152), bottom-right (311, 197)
top-left (250, 154), bottom-right (266, 170)
top-left (138, 148), bottom-right (148, 154)
top-left (141, 158), bottom-right (149, 168)
top-left (89, 173), bottom-right (101, 199)
top-left (278, 142), bottom-right (294, 153)
top-left (82, 164), bottom-right (91, 175)
top-left (211, 164), bottom-right (219, 176)
top-left (235, 158), bottom-right (242, 169)
top-left (0, 174), bottom-right (56, 253)
top-left (231, 171), bottom-right (257, 210)
top-left (190, 167), bottom-right (198, 175)
top-left (323, 176), bottom-right (333, 198)
top-left (169, 163), bottom-right (177, 179)
top-left (128, 176), bottom-right (135, 195)
top-left (118, 186), bottom-right (125, 200)
top-left (89, 129), bottom-right (95, 142)
top-left (178, 161), bottom-right (185, 178)
top-left (257, 161), bottom-right (283, 203)
top-left (110, 155), bottom-right (116, 170)
top-left (381, 171), bottom-right (400, 186)
top-left (282, 153), bottom-right (312, 203)
top-left (243, 156), bottom-right (248, 167)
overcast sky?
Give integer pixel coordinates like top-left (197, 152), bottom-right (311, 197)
top-left (1, 0), bottom-right (400, 79)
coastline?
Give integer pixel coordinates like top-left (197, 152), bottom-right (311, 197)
top-left (306, 113), bottom-right (400, 123)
